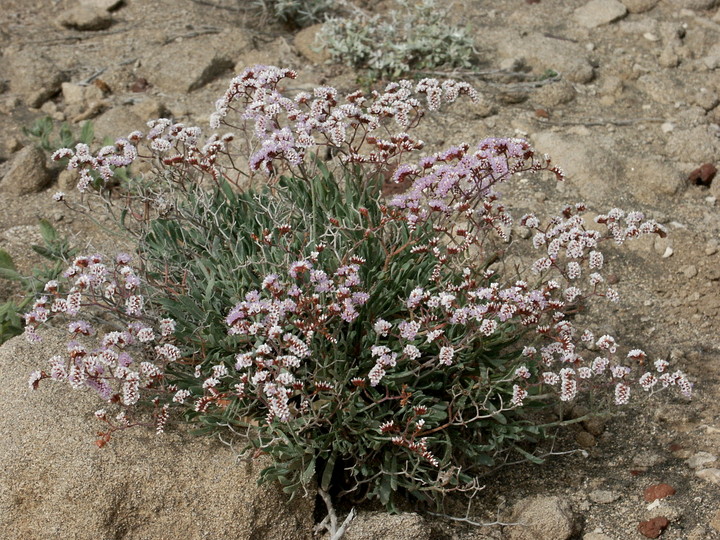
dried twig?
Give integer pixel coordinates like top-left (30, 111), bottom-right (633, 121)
top-left (189, 0), bottom-right (253, 12)
top-left (332, 508), bottom-right (356, 540)
top-left (162, 27), bottom-right (222, 45)
top-left (544, 117), bottom-right (666, 127)
top-left (315, 488), bottom-right (356, 539)
top-left (78, 68), bottom-right (107, 85)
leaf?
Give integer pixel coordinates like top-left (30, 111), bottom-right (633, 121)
top-left (320, 453), bottom-right (336, 491)
top-left (31, 246), bottom-right (54, 259)
top-left (38, 219), bottom-right (57, 244)
top-left (301, 457), bottom-right (316, 485)
top-left (378, 471), bottom-right (392, 506)
top-left (0, 249), bottom-right (17, 271)
top-left (80, 121), bottom-right (94, 145)
top-left (0, 267), bottom-right (22, 282)
top-left (512, 444), bottom-right (545, 465)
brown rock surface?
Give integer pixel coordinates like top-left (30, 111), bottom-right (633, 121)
top-left (0, 146), bottom-right (52, 195)
top-left (507, 496), bottom-right (581, 540)
top-left (638, 516), bottom-right (670, 538)
top-left (643, 483), bottom-right (676, 502)
top-left (0, 329), bottom-right (314, 540)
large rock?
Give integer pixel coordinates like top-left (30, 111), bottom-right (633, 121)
top-left (56, 6), bottom-right (113, 31)
top-left (666, 125), bottom-right (720, 164)
top-left (0, 146), bottom-right (53, 195)
top-left (495, 32), bottom-right (595, 84)
top-left (140, 30), bottom-right (250, 93)
top-left (635, 74), bottom-right (688, 106)
top-left (506, 495), bottom-right (581, 540)
top-left (532, 79), bottom-right (576, 108)
top-left (574, 0), bottom-right (627, 28)
top-left (0, 329), bottom-right (314, 540)
top-left (345, 512), bottom-right (430, 540)
top-left (78, 0), bottom-right (124, 10)
top-left (8, 49), bottom-right (69, 108)
top-left (627, 158), bottom-right (685, 204)
top-left (531, 131), bottom-right (623, 204)
top-left (91, 106), bottom-right (146, 142)
top-left (678, 0), bottom-right (719, 9)
top-left (621, 0), bottom-right (659, 13)
top-left (294, 24), bottom-right (330, 64)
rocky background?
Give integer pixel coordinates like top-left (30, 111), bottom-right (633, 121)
top-left (0, 0), bottom-right (719, 538)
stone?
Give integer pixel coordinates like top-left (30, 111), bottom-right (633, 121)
top-left (0, 329), bottom-right (314, 540)
top-left (633, 451), bottom-right (666, 468)
top-left (696, 468), bottom-right (720, 484)
top-left (61, 82), bottom-right (105, 106)
top-left (533, 79), bottom-right (576, 107)
top-left (61, 82), bottom-right (86, 105)
top-left (628, 158), bottom-right (685, 204)
top-left (589, 490), bottom-right (620, 504)
top-left (140, 30), bottom-right (250, 93)
top-left (584, 533), bottom-right (614, 540)
top-left (643, 483), bottom-right (676, 502)
top-left (576, 430), bottom-right (597, 448)
top-left (638, 517), bottom-right (670, 538)
top-left (132, 97), bottom-right (170, 121)
top-left (8, 50), bottom-right (69, 108)
top-left (344, 512), bottom-right (430, 540)
top-left (645, 502), bottom-right (682, 522)
top-left (692, 89), bottom-right (719, 111)
top-left (57, 6), bottom-right (113, 31)
top-left (680, 265), bottom-right (698, 279)
top-left (532, 131), bottom-right (622, 203)
top-left (678, 0), bottom-right (719, 8)
top-left (0, 146), bottom-right (53, 195)
top-left (4, 138), bottom-right (22, 155)
top-left (57, 169), bottom-right (81, 192)
top-left (91, 106), bottom-right (146, 142)
top-left (666, 126), bottom-right (720, 164)
top-left (701, 43), bottom-right (720, 70)
top-left (234, 37), bottom-right (297, 74)
top-left (294, 24), bottom-right (330, 64)
top-left (711, 508), bottom-right (720, 532)
top-left (687, 163), bottom-right (717, 187)
top-left (575, 0), bottom-right (628, 28)
top-left (495, 32), bottom-right (595, 84)
top-left (635, 74), bottom-right (687, 106)
top-left (78, 0), bottom-right (124, 11)
top-left (469, 95), bottom-right (497, 118)
top-left (687, 451), bottom-right (717, 469)
top-left (621, 0), bottom-right (659, 13)
top-left (507, 496), bottom-right (581, 540)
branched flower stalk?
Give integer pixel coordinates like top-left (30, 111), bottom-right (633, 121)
top-left (26, 66), bottom-right (691, 511)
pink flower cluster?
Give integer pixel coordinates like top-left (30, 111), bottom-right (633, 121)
top-left (209, 65), bottom-right (479, 175)
top-left (208, 252), bottom-right (370, 423)
top-left (52, 140), bottom-right (137, 191)
top-left (25, 253), bottom-right (178, 439)
top-left (388, 137), bottom-right (564, 233)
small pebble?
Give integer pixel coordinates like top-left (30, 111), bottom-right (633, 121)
top-left (680, 265), bottom-right (698, 279)
top-left (696, 468), bottom-right (720, 484)
top-left (644, 483), bottom-right (676, 502)
top-left (576, 430), bottom-right (596, 448)
top-left (589, 490), bottom-right (620, 504)
top-left (687, 451), bottom-right (717, 469)
top-left (638, 516), bottom-right (669, 538)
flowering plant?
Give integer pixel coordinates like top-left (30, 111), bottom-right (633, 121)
top-left (25, 66), bottom-right (690, 513)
